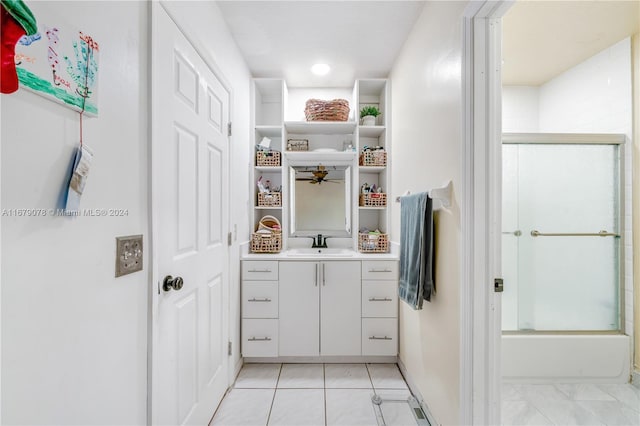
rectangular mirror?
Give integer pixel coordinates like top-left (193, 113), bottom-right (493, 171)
top-left (289, 164), bottom-right (351, 237)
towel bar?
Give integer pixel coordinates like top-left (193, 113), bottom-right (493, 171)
top-left (395, 180), bottom-right (451, 208)
top-left (530, 230), bottom-right (619, 238)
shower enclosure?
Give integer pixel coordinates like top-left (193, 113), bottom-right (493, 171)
top-left (501, 133), bottom-right (630, 382)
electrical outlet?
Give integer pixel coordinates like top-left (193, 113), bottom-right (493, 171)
top-left (116, 235), bottom-right (143, 277)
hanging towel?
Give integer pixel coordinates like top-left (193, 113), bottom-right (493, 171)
top-left (398, 192), bottom-right (434, 309)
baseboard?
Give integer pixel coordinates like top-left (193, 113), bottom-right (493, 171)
top-left (233, 356), bottom-right (244, 383)
top-left (244, 355), bottom-right (398, 364)
top-left (397, 358), bottom-right (439, 426)
top-left (632, 370), bottom-right (640, 389)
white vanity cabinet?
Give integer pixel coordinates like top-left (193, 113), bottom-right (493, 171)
top-left (241, 261), bottom-right (279, 357)
top-left (361, 260), bottom-right (399, 356)
top-left (279, 260), bottom-right (361, 356)
top-left (241, 258), bottom-right (397, 359)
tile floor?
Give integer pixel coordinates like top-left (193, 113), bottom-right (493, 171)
top-left (210, 363), bottom-right (418, 426)
top-left (502, 383), bottom-right (640, 425)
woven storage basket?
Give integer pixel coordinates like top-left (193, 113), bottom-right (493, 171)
top-left (251, 215), bottom-right (282, 253)
top-left (256, 151), bottom-right (281, 167)
top-left (250, 232), bottom-right (282, 253)
top-left (304, 99), bottom-right (350, 122)
top-left (358, 233), bottom-right (389, 253)
top-left (359, 151), bottom-right (387, 167)
top-left (359, 193), bottom-right (387, 207)
top-left (257, 192), bottom-right (282, 207)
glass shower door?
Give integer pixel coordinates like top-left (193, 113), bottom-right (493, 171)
top-left (502, 141), bottom-right (621, 331)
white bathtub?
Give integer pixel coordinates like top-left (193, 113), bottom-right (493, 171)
top-left (502, 334), bottom-right (631, 383)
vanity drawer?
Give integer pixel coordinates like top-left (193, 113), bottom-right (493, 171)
top-left (242, 261), bottom-right (278, 281)
top-left (362, 281), bottom-right (398, 318)
top-left (362, 261), bottom-right (398, 280)
top-left (242, 319), bottom-right (278, 357)
top-left (242, 281), bottom-right (278, 319)
top-left (362, 318), bottom-right (398, 356)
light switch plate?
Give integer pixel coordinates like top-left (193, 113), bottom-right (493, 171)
top-left (116, 235), bottom-right (143, 277)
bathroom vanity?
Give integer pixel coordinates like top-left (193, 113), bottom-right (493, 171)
top-left (243, 78), bottom-right (398, 361)
top-left (241, 254), bottom-right (399, 360)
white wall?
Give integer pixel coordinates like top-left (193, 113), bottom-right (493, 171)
top-left (389, 1), bottom-right (468, 424)
top-left (501, 37), bottom-right (634, 338)
top-left (160, 0), bottom-right (252, 378)
top-left (502, 86), bottom-right (539, 132)
top-left (1, 2), bottom-right (148, 424)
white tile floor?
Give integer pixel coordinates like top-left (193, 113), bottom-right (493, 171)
top-left (210, 363), bottom-right (417, 426)
top-left (501, 383), bottom-right (640, 426)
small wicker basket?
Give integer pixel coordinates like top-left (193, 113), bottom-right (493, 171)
top-left (257, 192), bottom-right (282, 207)
top-left (256, 151), bottom-right (281, 167)
top-left (358, 233), bottom-right (389, 253)
top-left (359, 151), bottom-right (387, 167)
top-left (359, 193), bottom-right (387, 207)
top-left (251, 215), bottom-right (282, 253)
top-left (287, 139), bottom-right (309, 151)
top-left (250, 232), bottom-right (282, 253)
top-left (304, 99), bottom-right (350, 122)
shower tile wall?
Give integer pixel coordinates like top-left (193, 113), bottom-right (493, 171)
top-left (502, 37), bottom-right (634, 336)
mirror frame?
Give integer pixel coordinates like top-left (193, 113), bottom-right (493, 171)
top-left (287, 161), bottom-right (352, 238)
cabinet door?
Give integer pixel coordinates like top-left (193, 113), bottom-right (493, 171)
top-left (279, 262), bottom-right (319, 356)
top-left (320, 261), bottom-right (362, 356)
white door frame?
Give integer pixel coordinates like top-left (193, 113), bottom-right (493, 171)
top-left (148, 2), bottom-right (235, 423)
top-left (460, 1), bottom-right (512, 424)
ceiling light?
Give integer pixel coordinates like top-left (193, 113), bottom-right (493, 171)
top-left (311, 63), bottom-right (330, 76)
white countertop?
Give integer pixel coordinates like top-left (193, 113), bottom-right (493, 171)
top-left (240, 242), bottom-right (399, 260)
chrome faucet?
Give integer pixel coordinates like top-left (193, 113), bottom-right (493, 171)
top-left (311, 234), bottom-right (328, 248)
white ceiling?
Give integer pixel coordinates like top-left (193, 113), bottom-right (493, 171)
top-left (217, 1), bottom-right (639, 89)
top-left (216, 1), bottom-right (425, 87)
top-left (502, 1), bottom-right (640, 86)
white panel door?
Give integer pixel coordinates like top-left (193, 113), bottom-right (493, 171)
top-left (320, 261), bottom-right (361, 356)
top-left (279, 262), bottom-right (319, 356)
top-left (152, 5), bottom-right (229, 425)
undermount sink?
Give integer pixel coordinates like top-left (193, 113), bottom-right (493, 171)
top-left (286, 248), bottom-right (354, 257)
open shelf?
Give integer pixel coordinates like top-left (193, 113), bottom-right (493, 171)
top-left (358, 126), bottom-right (386, 138)
top-left (255, 125), bottom-right (282, 138)
top-left (255, 166), bottom-right (282, 172)
top-left (254, 206), bottom-right (283, 210)
top-left (359, 166), bottom-right (386, 173)
top-left (285, 121), bottom-right (357, 135)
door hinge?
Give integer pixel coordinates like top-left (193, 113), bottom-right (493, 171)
top-left (227, 122), bottom-right (232, 137)
top-left (228, 341), bottom-right (232, 356)
top-left (227, 232), bottom-right (233, 246)
top-left (494, 278), bottom-right (504, 293)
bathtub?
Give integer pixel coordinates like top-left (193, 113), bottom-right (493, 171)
top-left (502, 334), bottom-right (631, 383)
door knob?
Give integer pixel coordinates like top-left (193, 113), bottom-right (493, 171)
top-left (163, 275), bottom-right (184, 291)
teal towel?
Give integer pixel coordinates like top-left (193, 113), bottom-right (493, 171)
top-left (399, 192), bottom-right (434, 309)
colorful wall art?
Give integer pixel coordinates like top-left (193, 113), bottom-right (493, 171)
top-left (14, 12), bottom-right (99, 115)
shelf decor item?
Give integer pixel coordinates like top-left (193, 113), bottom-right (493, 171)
top-left (359, 192), bottom-right (387, 207)
top-left (358, 232), bottom-right (389, 253)
top-left (286, 139), bottom-right (309, 151)
top-left (258, 192), bottom-right (282, 207)
top-left (359, 150), bottom-right (387, 167)
top-left (256, 150), bottom-right (281, 167)
top-left (251, 215), bottom-right (282, 253)
top-left (360, 105), bottom-right (380, 126)
top-left (304, 98), bottom-right (350, 122)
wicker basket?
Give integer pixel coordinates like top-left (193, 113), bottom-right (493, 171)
top-left (251, 215), bottom-right (282, 253)
top-left (256, 151), bottom-right (281, 167)
top-left (258, 192), bottom-right (282, 207)
top-left (304, 99), bottom-right (350, 122)
top-left (250, 232), bottom-right (282, 253)
top-left (287, 139), bottom-right (309, 151)
top-left (358, 233), bottom-right (389, 253)
top-left (359, 151), bottom-right (387, 167)
top-left (359, 193), bottom-right (387, 207)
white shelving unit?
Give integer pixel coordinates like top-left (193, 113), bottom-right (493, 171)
top-left (251, 78), bottom-right (390, 252)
